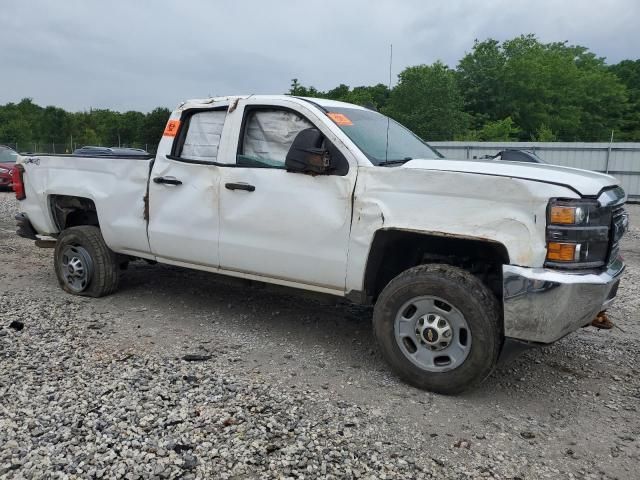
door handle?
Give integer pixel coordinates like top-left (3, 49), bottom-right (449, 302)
top-left (225, 182), bottom-right (255, 192)
top-left (153, 176), bottom-right (182, 186)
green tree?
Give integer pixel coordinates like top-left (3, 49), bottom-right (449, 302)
top-left (385, 61), bottom-right (469, 140)
top-left (357, 84), bottom-right (391, 109)
top-left (325, 84), bottom-right (350, 100)
top-left (457, 35), bottom-right (627, 140)
top-left (477, 117), bottom-right (521, 141)
top-left (286, 80), bottom-right (389, 110)
top-left (120, 111), bottom-right (145, 146)
top-left (456, 39), bottom-right (506, 128)
top-left (534, 123), bottom-right (557, 141)
top-left (288, 78), bottom-right (303, 96)
top-left (39, 106), bottom-right (71, 144)
top-left (78, 127), bottom-right (100, 146)
top-left (0, 118), bottom-right (33, 146)
top-left (287, 78), bottom-right (320, 97)
top-left (140, 107), bottom-right (171, 147)
top-left (609, 59), bottom-right (640, 140)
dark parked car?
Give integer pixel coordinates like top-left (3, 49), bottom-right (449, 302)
top-left (72, 146), bottom-right (114, 156)
top-left (73, 146), bottom-right (150, 157)
top-left (109, 147), bottom-right (150, 156)
top-left (483, 149), bottom-right (545, 163)
top-left (0, 145), bottom-right (19, 190)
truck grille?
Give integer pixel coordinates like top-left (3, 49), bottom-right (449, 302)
top-left (609, 205), bottom-right (628, 262)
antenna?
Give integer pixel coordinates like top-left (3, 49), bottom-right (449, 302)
top-left (384, 44), bottom-right (393, 163)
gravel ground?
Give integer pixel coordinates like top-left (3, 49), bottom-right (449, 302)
top-left (1, 191), bottom-right (639, 479)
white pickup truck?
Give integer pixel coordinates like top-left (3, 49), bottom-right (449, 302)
top-left (13, 95), bottom-right (629, 393)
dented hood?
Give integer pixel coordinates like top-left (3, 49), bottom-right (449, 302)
top-left (402, 159), bottom-right (619, 197)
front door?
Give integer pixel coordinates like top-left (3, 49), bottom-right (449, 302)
top-left (218, 104), bottom-right (356, 290)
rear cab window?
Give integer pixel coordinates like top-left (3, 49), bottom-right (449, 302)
top-left (173, 109), bottom-right (228, 163)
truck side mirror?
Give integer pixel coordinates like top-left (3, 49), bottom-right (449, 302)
top-left (285, 128), bottom-right (332, 175)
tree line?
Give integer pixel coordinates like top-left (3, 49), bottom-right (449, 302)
top-left (1, 35), bottom-right (639, 152)
top-left (0, 102), bottom-right (171, 153)
top-left (291, 35), bottom-right (640, 142)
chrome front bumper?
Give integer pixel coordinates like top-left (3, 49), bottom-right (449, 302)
top-left (503, 257), bottom-right (625, 343)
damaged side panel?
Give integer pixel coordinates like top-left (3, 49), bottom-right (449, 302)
top-left (345, 167), bottom-right (577, 293)
top-left (19, 155), bottom-right (154, 257)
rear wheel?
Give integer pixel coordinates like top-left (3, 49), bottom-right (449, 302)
top-left (54, 226), bottom-right (119, 297)
top-left (373, 264), bottom-right (501, 394)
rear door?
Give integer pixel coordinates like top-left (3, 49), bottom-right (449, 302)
top-left (147, 107), bottom-right (230, 266)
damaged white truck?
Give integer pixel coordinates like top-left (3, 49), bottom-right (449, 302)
top-left (13, 95), bottom-right (629, 394)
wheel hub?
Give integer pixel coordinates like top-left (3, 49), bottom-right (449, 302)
top-left (415, 313), bottom-right (452, 351)
top-left (394, 295), bottom-right (472, 373)
top-left (68, 257), bottom-right (84, 275)
top-left (59, 245), bottom-right (93, 293)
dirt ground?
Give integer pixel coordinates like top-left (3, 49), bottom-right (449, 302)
top-left (1, 191), bottom-right (639, 479)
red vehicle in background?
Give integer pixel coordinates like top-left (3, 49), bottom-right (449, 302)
top-left (0, 145), bottom-right (19, 190)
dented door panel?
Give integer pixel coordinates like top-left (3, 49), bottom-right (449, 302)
top-left (218, 167), bottom-right (353, 289)
top-left (147, 158), bottom-right (221, 266)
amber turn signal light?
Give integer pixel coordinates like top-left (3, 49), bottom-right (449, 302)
top-left (547, 242), bottom-right (578, 262)
top-left (549, 206), bottom-right (576, 224)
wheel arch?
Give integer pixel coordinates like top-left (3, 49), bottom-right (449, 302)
top-left (48, 194), bottom-right (100, 232)
top-left (361, 228), bottom-right (510, 304)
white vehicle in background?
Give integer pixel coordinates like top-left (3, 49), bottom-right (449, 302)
top-left (12, 95), bottom-right (628, 394)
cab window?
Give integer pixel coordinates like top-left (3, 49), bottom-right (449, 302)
top-left (178, 110), bottom-right (227, 163)
top-left (238, 109), bottom-right (313, 168)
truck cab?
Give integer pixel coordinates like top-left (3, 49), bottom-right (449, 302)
top-left (13, 95), bottom-right (628, 393)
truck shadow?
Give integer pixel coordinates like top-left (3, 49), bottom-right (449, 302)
top-left (114, 261), bottom-right (603, 403)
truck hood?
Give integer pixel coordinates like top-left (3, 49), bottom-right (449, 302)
top-left (402, 159), bottom-right (619, 197)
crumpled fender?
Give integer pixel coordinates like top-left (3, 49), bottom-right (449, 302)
top-left (345, 166), bottom-right (578, 293)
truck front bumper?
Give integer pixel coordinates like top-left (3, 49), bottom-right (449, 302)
top-left (503, 257), bottom-right (625, 344)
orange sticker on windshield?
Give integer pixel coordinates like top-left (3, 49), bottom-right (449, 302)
top-left (163, 119), bottom-right (181, 137)
top-left (327, 112), bottom-right (353, 126)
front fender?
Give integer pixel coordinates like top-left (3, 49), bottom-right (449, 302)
top-left (345, 166), bottom-right (578, 293)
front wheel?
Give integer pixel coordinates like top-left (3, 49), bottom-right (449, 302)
top-left (373, 264), bottom-right (501, 394)
top-left (54, 226), bottom-right (119, 297)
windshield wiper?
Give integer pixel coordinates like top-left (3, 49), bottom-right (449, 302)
top-left (378, 157), bottom-right (412, 167)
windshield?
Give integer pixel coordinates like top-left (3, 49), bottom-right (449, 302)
top-left (0, 147), bottom-right (18, 163)
top-left (325, 107), bottom-right (442, 165)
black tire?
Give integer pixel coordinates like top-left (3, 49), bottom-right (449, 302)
top-left (54, 226), bottom-right (119, 297)
top-left (373, 264), bottom-right (501, 394)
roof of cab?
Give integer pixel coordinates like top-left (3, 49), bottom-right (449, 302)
top-left (178, 95), bottom-right (366, 111)
top-left (298, 97), bottom-right (368, 110)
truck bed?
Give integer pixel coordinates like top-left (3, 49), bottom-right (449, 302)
top-left (19, 154), bottom-right (155, 257)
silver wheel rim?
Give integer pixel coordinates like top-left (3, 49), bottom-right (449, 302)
top-left (394, 295), bottom-right (471, 372)
top-left (59, 245), bottom-right (93, 293)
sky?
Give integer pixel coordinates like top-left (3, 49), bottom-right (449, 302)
top-left (1, 0), bottom-right (638, 112)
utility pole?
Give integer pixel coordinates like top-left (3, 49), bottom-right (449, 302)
top-left (605, 129), bottom-right (614, 174)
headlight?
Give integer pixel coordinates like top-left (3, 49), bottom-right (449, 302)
top-left (546, 199), bottom-right (611, 269)
top-left (0, 167), bottom-right (10, 174)
top-left (549, 205), bottom-right (587, 224)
